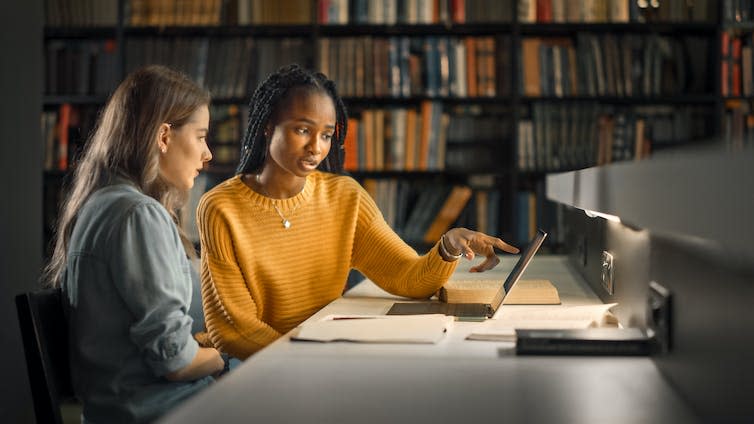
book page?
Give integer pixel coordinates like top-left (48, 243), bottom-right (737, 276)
top-left (468, 303), bottom-right (619, 341)
top-left (441, 279), bottom-right (560, 305)
top-left (293, 314), bottom-right (454, 344)
top-left (445, 279), bottom-right (500, 290)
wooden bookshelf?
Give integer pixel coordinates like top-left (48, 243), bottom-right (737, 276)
top-left (41, 0), bottom-right (750, 255)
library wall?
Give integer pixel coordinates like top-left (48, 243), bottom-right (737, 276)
top-left (0, 1), bottom-right (43, 421)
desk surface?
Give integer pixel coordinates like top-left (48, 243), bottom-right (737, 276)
top-left (161, 256), bottom-right (699, 424)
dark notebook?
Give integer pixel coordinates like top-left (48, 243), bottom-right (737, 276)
top-left (514, 328), bottom-right (653, 356)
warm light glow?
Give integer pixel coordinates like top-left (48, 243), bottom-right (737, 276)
top-left (584, 209), bottom-right (622, 223)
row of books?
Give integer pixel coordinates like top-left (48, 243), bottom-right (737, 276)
top-left (46, 0), bottom-right (717, 28)
top-left (128, 0), bottom-right (226, 26)
top-left (123, 37), bottom-right (309, 99)
top-left (45, 39), bottom-right (120, 96)
top-left (41, 104), bottom-right (98, 171)
top-left (360, 179), bottom-right (502, 243)
top-left (48, 34), bottom-right (475, 100)
top-left (520, 33), bottom-right (712, 98)
top-left (319, 36), bottom-right (501, 99)
top-left (519, 0), bottom-right (715, 23)
top-left (45, 0), bottom-right (118, 27)
top-left (44, 36), bottom-right (271, 97)
top-left (515, 187), bottom-right (564, 247)
top-left (516, 103), bottom-right (714, 172)
top-left (42, 103), bottom-right (248, 172)
top-left (128, 0), bottom-right (314, 26)
top-left (722, 0), bottom-right (754, 23)
top-left (723, 100), bottom-right (754, 150)
top-left (46, 0), bottom-right (315, 27)
top-left (444, 105), bottom-right (512, 172)
top-left (342, 102), bottom-right (519, 173)
top-left (199, 103), bottom-right (511, 173)
top-left (208, 104), bottom-right (248, 168)
top-left (720, 31), bottom-right (754, 97)
top-left (343, 102), bottom-right (447, 172)
top-left (319, 0), bottom-right (514, 25)
top-left (445, 105), bottom-right (513, 143)
top-left (515, 190), bottom-right (538, 245)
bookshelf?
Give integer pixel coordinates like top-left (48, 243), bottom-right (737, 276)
top-left (42, 0), bottom-right (750, 257)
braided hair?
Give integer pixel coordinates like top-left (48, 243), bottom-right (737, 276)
top-left (237, 64), bottom-right (348, 175)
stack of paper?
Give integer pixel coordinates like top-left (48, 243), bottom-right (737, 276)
top-left (467, 303), bottom-right (619, 342)
top-left (293, 314), bottom-right (454, 344)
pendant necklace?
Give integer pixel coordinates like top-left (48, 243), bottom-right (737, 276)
top-left (256, 174), bottom-right (302, 229)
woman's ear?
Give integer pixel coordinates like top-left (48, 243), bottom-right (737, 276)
top-left (157, 123), bottom-right (171, 154)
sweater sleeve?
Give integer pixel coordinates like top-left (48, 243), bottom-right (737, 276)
top-left (197, 194), bottom-right (282, 360)
top-left (351, 188), bottom-right (457, 298)
top-left (109, 202), bottom-right (199, 376)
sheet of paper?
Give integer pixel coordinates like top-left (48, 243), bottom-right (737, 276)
top-left (466, 319), bottom-right (597, 342)
top-left (468, 303), bottom-right (619, 342)
top-left (494, 303), bottom-right (618, 325)
top-left (293, 314), bottom-right (454, 344)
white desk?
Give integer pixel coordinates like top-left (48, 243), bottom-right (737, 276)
top-left (160, 255), bottom-right (699, 423)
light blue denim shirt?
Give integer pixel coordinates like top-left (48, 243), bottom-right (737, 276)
top-left (62, 180), bottom-right (212, 423)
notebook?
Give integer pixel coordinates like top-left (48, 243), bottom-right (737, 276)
top-left (386, 229), bottom-right (548, 320)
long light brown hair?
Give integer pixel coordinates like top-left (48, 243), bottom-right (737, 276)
top-left (44, 65), bottom-right (211, 287)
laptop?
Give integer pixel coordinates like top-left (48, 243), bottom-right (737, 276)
top-left (386, 229), bottom-right (548, 320)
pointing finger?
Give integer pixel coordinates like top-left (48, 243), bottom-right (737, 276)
top-left (494, 238), bottom-right (519, 254)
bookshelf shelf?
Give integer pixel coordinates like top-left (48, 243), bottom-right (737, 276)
top-left (44, 27), bottom-right (118, 39)
top-left (519, 22), bottom-right (717, 35)
top-left (722, 96), bottom-right (754, 101)
top-left (720, 22), bottom-right (754, 31)
top-left (43, 95), bottom-right (111, 106)
top-left (319, 23), bottom-right (514, 36)
top-left (342, 96), bottom-right (511, 105)
top-left (348, 170), bottom-right (482, 179)
top-left (123, 25), bottom-right (316, 37)
top-left (520, 95), bottom-right (720, 104)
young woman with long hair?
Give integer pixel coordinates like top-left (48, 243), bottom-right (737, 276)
top-left (44, 65), bottom-right (227, 423)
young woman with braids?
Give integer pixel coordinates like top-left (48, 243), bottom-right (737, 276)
top-left (44, 65), bottom-right (228, 423)
top-left (196, 64), bottom-right (519, 361)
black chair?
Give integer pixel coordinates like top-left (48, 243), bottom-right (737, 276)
top-left (16, 288), bottom-right (75, 424)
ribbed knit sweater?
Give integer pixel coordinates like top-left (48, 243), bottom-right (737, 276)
top-left (197, 171), bottom-right (458, 359)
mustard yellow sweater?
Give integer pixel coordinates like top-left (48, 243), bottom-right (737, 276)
top-left (197, 172), bottom-right (457, 359)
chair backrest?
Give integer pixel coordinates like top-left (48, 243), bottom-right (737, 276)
top-left (16, 288), bottom-right (75, 424)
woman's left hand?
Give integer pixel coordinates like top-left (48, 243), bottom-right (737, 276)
top-left (443, 227), bottom-right (520, 272)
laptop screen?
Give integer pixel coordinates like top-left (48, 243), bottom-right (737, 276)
top-left (492, 229), bottom-right (548, 309)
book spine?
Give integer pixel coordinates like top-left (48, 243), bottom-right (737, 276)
top-left (56, 103), bottom-right (71, 171)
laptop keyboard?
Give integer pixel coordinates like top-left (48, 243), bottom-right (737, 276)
top-left (386, 302), bottom-right (491, 318)
top-left (444, 303), bottom-right (491, 318)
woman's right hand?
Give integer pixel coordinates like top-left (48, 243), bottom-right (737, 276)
top-left (442, 227), bottom-right (519, 272)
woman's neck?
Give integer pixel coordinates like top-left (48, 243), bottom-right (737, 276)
top-left (245, 170), bottom-right (306, 199)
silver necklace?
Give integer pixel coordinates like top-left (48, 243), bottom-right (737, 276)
top-left (255, 174), bottom-right (302, 229)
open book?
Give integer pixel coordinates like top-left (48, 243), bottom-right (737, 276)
top-left (438, 279), bottom-right (561, 305)
top-left (292, 314), bottom-right (453, 344)
top-left (466, 303), bottom-right (619, 342)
